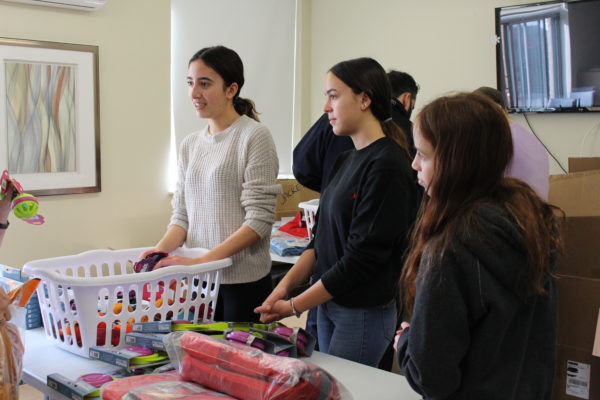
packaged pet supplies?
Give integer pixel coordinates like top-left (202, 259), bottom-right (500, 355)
top-left (22, 247), bottom-right (231, 358)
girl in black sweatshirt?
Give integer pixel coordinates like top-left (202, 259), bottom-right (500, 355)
top-left (256, 57), bottom-right (419, 367)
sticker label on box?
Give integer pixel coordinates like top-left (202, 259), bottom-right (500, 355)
top-left (566, 360), bottom-right (590, 399)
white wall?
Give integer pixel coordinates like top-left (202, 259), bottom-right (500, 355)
top-left (171, 0), bottom-right (296, 175)
top-left (0, 1), bottom-right (173, 268)
top-left (305, 0), bottom-right (600, 174)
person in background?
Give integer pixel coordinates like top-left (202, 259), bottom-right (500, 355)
top-left (293, 70), bottom-right (419, 193)
top-left (291, 69), bottom-right (419, 358)
top-left (474, 86), bottom-right (550, 200)
top-left (396, 92), bottom-right (561, 399)
top-left (256, 58), bottom-right (419, 368)
top-left (0, 180), bottom-right (12, 316)
top-left (142, 46), bottom-right (280, 322)
top-left (0, 180), bottom-right (14, 247)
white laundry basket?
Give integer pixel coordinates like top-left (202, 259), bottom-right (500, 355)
top-left (22, 247), bottom-right (231, 358)
top-left (298, 199), bottom-right (319, 239)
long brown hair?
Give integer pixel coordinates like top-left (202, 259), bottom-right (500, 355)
top-left (189, 46), bottom-right (260, 121)
top-left (329, 58), bottom-right (409, 155)
top-left (401, 92), bottom-right (561, 315)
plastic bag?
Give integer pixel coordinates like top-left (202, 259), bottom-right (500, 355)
top-left (102, 373), bottom-right (183, 400)
top-left (101, 373), bottom-right (234, 400)
top-left (165, 331), bottom-right (351, 400)
top-left (0, 319), bottom-right (24, 400)
top-left (122, 380), bottom-right (236, 399)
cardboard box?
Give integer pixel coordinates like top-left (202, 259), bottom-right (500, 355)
top-left (558, 217), bottom-right (600, 279)
top-left (557, 276), bottom-right (600, 352)
top-left (569, 157), bottom-right (600, 173)
top-left (275, 179), bottom-right (319, 220)
top-left (549, 170), bottom-right (600, 217)
top-left (555, 345), bottom-right (600, 400)
top-left (550, 158), bottom-right (600, 400)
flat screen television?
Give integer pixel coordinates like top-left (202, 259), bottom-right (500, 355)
top-left (496, 0), bottom-right (600, 113)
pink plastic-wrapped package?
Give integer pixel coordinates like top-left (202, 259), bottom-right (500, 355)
top-left (165, 331), bottom-right (351, 400)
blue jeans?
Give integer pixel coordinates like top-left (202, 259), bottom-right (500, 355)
top-left (317, 299), bottom-right (396, 367)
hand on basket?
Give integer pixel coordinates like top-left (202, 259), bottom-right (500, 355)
top-left (140, 247), bottom-right (166, 259)
top-left (151, 254), bottom-right (207, 271)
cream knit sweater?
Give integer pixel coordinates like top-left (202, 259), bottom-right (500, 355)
top-left (170, 115), bottom-right (281, 284)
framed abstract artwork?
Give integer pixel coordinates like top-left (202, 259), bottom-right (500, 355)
top-left (0, 37), bottom-right (100, 195)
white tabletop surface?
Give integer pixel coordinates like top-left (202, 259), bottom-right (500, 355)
top-left (23, 327), bottom-right (420, 400)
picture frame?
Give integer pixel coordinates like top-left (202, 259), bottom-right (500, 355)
top-left (0, 37), bottom-right (100, 195)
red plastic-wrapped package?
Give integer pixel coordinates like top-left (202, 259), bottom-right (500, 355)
top-left (165, 331), bottom-right (350, 400)
top-left (122, 380), bottom-right (235, 399)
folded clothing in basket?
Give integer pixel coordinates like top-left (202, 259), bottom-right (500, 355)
top-left (167, 331), bottom-right (349, 400)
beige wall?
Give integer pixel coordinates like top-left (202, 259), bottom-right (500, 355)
top-left (2, 0), bottom-right (599, 268)
top-left (0, 1), bottom-right (172, 268)
top-left (306, 0), bottom-right (600, 175)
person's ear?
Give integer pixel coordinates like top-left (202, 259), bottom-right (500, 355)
top-left (225, 82), bottom-right (239, 100)
top-left (360, 93), bottom-right (372, 111)
top-left (398, 92), bottom-right (413, 110)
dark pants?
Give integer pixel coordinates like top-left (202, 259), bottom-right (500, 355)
top-left (306, 306), bottom-right (319, 350)
top-left (214, 273), bottom-right (273, 322)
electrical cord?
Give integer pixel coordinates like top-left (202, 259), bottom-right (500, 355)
top-left (522, 113), bottom-right (568, 173)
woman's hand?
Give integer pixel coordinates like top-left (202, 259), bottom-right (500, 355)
top-left (139, 247), bottom-right (169, 259)
top-left (393, 321), bottom-right (410, 351)
top-left (256, 299), bottom-right (292, 323)
top-left (151, 255), bottom-right (208, 270)
top-left (254, 286), bottom-right (289, 322)
top-left (0, 181), bottom-right (14, 222)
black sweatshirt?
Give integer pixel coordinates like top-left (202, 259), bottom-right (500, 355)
top-left (397, 205), bottom-right (557, 400)
top-left (292, 99), bottom-right (414, 193)
top-left (309, 137), bottom-right (419, 307)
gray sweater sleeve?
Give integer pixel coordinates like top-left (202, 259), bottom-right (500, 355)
top-left (241, 126), bottom-right (281, 238)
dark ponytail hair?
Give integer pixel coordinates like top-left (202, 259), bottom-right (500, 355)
top-left (329, 58), bottom-right (409, 155)
top-left (189, 46), bottom-right (260, 121)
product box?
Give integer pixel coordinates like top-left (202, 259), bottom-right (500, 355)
top-left (47, 373), bottom-right (97, 399)
top-left (125, 332), bottom-right (168, 351)
top-left (275, 179), bottom-right (319, 221)
top-left (549, 158), bottom-right (600, 400)
top-left (88, 346), bottom-right (169, 370)
top-left (0, 274), bottom-right (43, 329)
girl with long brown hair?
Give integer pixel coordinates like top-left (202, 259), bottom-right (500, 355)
top-left (395, 92), bottom-right (561, 399)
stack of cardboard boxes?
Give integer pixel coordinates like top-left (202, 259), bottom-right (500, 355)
top-left (550, 158), bottom-right (600, 400)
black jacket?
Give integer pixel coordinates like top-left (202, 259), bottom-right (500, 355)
top-left (397, 205), bottom-right (557, 400)
top-left (292, 99), bottom-right (413, 193)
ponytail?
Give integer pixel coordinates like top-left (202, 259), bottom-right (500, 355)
top-left (233, 96), bottom-right (260, 122)
top-left (382, 120), bottom-right (410, 158)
